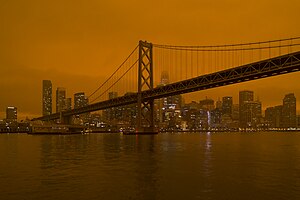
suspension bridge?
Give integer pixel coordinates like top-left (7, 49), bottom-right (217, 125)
top-left (33, 37), bottom-right (300, 133)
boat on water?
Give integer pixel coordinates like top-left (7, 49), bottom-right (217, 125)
top-left (121, 127), bottom-right (158, 135)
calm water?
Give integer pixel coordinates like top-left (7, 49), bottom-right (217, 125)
top-left (0, 132), bottom-right (300, 200)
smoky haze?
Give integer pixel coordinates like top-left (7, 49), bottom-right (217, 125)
top-left (0, 0), bottom-right (300, 119)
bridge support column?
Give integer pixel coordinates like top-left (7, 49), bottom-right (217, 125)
top-left (137, 41), bottom-right (155, 133)
top-left (60, 112), bottom-right (72, 124)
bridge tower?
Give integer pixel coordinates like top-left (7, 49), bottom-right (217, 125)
top-left (137, 41), bottom-right (155, 132)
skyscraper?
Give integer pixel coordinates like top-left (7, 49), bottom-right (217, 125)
top-left (282, 93), bottom-right (296, 128)
top-left (56, 87), bottom-right (66, 113)
top-left (74, 92), bottom-right (88, 109)
top-left (222, 96), bottom-right (233, 116)
top-left (74, 92), bottom-right (89, 123)
top-left (6, 106), bottom-right (17, 123)
top-left (239, 90), bottom-right (254, 127)
top-left (243, 101), bottom-right (262, 128)
top-left (64, 98), bottom-right (72, 111)
top-left (42, 80), bottom-right (52, 116)
top-left (265, 107), bottom-right (275, 127)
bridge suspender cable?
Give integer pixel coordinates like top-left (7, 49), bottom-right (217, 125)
top-left (89, 59), bottom-right (139, 103)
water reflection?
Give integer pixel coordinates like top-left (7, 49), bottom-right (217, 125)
top-left (1, 133), bottom-right (300, 200)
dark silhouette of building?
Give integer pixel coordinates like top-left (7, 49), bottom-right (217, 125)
top-left (239, 90), bottom-right (254, 127)
top-left (74, 92), bottom-right (89, 123)
top-left (74, 92), bottom-right (88, 109)
top-left (42, 80), bottom-right (52, 116)
top-left (265, 107), bottom-right (275, 127)
top-left (56, 87), bottom-right (66, 113)
top-left (64, 98), bottom-right (72, 111)
top-left (155, 72), bottom-right (182, 128)
top-left (6, 106), bottom-right (17, 123)
top-left (282, 93), bottom-right (296, 128)
top-left (243, 101), bottom-right (262, 128)
top-left (232, 104), bottom-right (239, 121)
top-left (222, 96), bottom-right (233, 116)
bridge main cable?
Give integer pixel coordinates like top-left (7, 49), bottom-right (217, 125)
top-left (153, 36), bottom-right (300, 50)
top-left (87, 44), bottom-right (139, 100)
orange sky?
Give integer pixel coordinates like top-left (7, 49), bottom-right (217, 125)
top-left (0, 0), bottom-right (300, 119)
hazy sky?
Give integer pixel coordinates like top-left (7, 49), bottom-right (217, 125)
top-left (0, 0), bottom-right (300, 119)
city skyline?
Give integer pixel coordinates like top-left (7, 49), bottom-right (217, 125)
top-left (0, 77), bottom-right (299, 123)
top-left (1, 75), bottom-right (300, 120)
top-left (1, 0), bottom-right (300, 119)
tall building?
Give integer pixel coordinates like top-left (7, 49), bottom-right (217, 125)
top-left (74, 92), bottom-right (89, 123)
top-left (239, 90), bottom-right (254, 127)
top-left (282, 93), bottom-right (296, 128)
top-left (222, 96), bottom-right (233, 116)
top-left (274, 105), bottom-right (283, 128)
top-left (265, 107), bottom-right (275, 127)
top-left (155, 71), bottom-right (182, 128)
top-left (64, 98), bottom-right (72, 111)
top-left (42, 80), bottom-right (52, 116)
top-left (74, 92), bottom-right (88, 109)
top-left (6, 106), bottom-right (17, 123)
top-left (56, 87), bottom-right (66, 113)
top-left (243, 101), bottom-right (262, 128)
top-left (232, 104), bottom-right (239, 121)
top-left (265, 105), bottom-right (283, 128)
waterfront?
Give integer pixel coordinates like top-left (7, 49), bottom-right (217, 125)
top-left (0, 132), bottom-right (300, 200)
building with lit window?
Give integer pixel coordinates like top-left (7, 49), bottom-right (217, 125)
top-left (74, 92), bottom-right (89, 123)
top-left (243, 101), bottom-right (262, 128)
top-left (64, 98), bottom-right (72, 111)
top-left (282, 93), bottom-right (296, 128)
top-left (56, 87), bottom-right (66, 113)
top-left (42, 80), bottom-right (52, 116)
top-left (239, 90), bottom-right (254, 127)
top-left (222, 96), bottom-right (233, 116)
top-left (6, 106), bottom-right (17, 123)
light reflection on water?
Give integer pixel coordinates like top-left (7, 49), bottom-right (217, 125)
top-left (0, 132), bottom-right (300, 200)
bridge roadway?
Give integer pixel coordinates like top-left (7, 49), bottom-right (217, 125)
top-left (34, 51), bottom-right (300, 121)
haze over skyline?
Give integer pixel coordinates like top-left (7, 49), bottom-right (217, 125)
top-left (0, 0), bottom-right (300, 119)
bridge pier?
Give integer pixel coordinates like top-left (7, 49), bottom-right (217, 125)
top-left (137, 41), bottom-right (156, 134)
top-left (59, 112), bottom-right (72, 124)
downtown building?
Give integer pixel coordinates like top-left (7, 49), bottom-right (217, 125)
top-left (265, 93), bottom-right (296, 128)
top-left (282, 93), bottom-right (296, 128)
top-left (42, 80), bottom-right (52, 116)
top-left (265, 105), bottom-right (283, 128)
top-left (6, 106), bottom-right (17, 123)
top-left (239, 90), bottom-right (262, 128)
top-left (74, 92), bottom-right (89, 124)
top-left (102, 92), bottom-right (137, 129)
top-left (155, 71), bottom-right (182, 130)
top-left (222, 96), bottom-right (233, 117)
top-left (64, 98), bottom-right (72, 111)
top-left (56, 87), bottom-right (66, 113)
